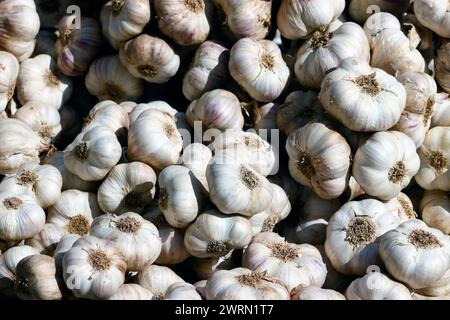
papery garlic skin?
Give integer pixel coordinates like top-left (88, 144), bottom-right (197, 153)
top-left (119, 35), bottom-right (180, 84)
top-left (0, 51), bottom-right (19, 113)
top-left (164, 282), bottom-right (203, 300)
top-left (420, 190), bottom-right (450, 235)
top-left (17, 54), bottom-right (72, 109)
top-left (229, 38), bottom-right (289, 102)
top-left (436, 43), bottom-right (450, 94)
top-left (384, 192), bottom-right (417, 223)
top-left (195, 251), bottom-right (235, 280)
top-left (181, 143), bottom-right (212, 191)
top-left (107, 284), bottom-right (153, 300)
top-left (53, 234), bottom-right (80, 272)
top-left (349, 0), bottom-right (412, 24)
top-left (25, 223), bottom-right (67, 256)
top-left (292, 286), bottom-right (345, 300)
top-left (414, 0), bottom-right (450, 38)
top-left (416, 269), bottom-right (450, 297)
top-left (431, 93), bottom-right (450, 128)
top-left (128, 100), bottom-right (178, 124)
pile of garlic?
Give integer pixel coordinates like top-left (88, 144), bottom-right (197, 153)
top-left (0, 0), bottom-right (449, 301)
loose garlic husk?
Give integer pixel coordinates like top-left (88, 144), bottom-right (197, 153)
top-left (0, 162), bottom-right (62, 208)
top-left (194, 251), bottom-right (235, 280)
top-left (90, 212), bottom-right (162, 272)
top-left (100, 0), bottom-right (151, 50)
top-left (107, 284), bottom-right (152, 300)
top-left (325, 199), bottom-right (400, 275)
top-left (229, 38), bottom-right (289, 102)
top-left (414, 0), bottom-right (450, 38)
top-left (349, 0), bottom-right (412, 24)
top-left (420, 190), bottom-right (450, 235)
top-left (62, 236), bottom-right (127, 299)
top-left (14, 102), bottom-right (62, 144)
top-left (64, 126), bottom-right (122, 181)
top-left (250, 101), bottom-right (278, 132)
top-left (25, 223), bottom-right (67, 256)
top-left (0, 51), bottom-right (19, 113)
top-left (184, 210), bottom-right (252, 258)
top-left (181, 143), bottom-right (212, 191)
top-left (205, 267), bottom-right (290, 300)
top-left (154, 0), bottom-right (211, 46)
top-left (0, 0), bottom-right (40, 62)
top-left (295, 22), bottom-right (370, 90)
top-left (128, 109), bottom-right (183, 171)
top-left (183, 41), bottom-right (229, 101)
top-left (243, 232), bottom-right (327, 292)
top-left (436, 42), bottom-right (450, 93)
top-left (292, 286), bottom-right (346, 300)
top-left (85, 55), bottom-right (144, 103)
top-left (97, 162), bottom-right (156, 214)
top-left (14, 254), bottom-right (63, 300)
top-left (384, 192), bottom-right (417, 223)
top-left (345, 272), bottom-right (412, 300)
top-left (415, 126), bottom-right (450, 191)
top-left (431, 93), bottom-right (450, 128)
top-left (353, 131), bottom-right (420, 201)
top-left (286, 122), bottom-right (351, 199)
top-left (319, 57), bottom-right (406, 132)
top-left (380, 219), bottom-right (450, 289)
top-left (47, 189), bottom-right (102, 237)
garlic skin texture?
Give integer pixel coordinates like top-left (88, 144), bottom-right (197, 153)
top-left (107, 284), bottom-right (153, 300)
top-left (128, 109), bottom-right (183, 171)
top-left (353, 131), bottom-right (420, 201)
top-left (277, 0), bottom-right (345, 40)
top-left (0, 51), bottom-right (19, 113)
top-left (183, 41), bottom-right (229, 101)
top-left (431, 93), bottom-right (450, 128)
top-left (229, 39), bottom-right (289, 102)
top-left (436, 43), bottom-right (450, 94)
top-left (55, 15), bottom-right (102, 77)
top-left (325, 199), bottom-right (400, 275)
top-left (0, 0), bottom-right (40, 62)
top-left (184, 210), bottom-right (253, 258)
top-left (53, 234), bottom-right (80, 272)
top-left (242, 232), bottom-right (327, 292)
top-left (292, 286), bottom-right (345, 300)
top-left (286, 122), bottom-right (351, 199)
top-left (349, 0), bottom-right (412, 24)
top-left (119, 35), bottom-right (180, 84)
top-left (380, 219), bottom-right (450, 289)
top-left (90, 212), bottom-right (162, 272)
top-left (415, 126), bottom-right (450, 191)
top-left (384, 192), bottom-right (417, 223)
top-left (195, 251), bottom-right (235, 280)
top-left (154, 0), bottom-right (211, 46)
top-left (420, 191), bottom-right (450, 235)
top-left (17, 54), bottom-right (72, 109)
top-left (181, 143), bottom-right (212, 191)
top-left (295, 22), bottom-right (370, 90)
top-left (47, 190), bottom-right (102, 237)
top-left (414, 0), bottom-right (450, 38)
top-left (64, 126), bottom-right (122, 181)
top-left (100, 0), bottom-right (151, 50)
top-left (345, 272), bottom-right (412, 300)
top-left (63, 236), bottom-right (127, 299)
top-left (205, 267), bottom-right (290, 300)
top-left (319, 57), bottom-right (406, 132)
top-left (416, 269), bottom-right (450, 297)
top-left (25, 223), bottom-right (67, 256)
top-left (85, 55), bottom-right (144, 103)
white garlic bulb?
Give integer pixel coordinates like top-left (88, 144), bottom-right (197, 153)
top-left (436, 43), bottom-right (450, 94)
top-left (349, 0), bottom-right (412, 24)
top-left (353, 131), bottom-right (420, 201)
top-left (414, 0), bottom-right (450, 38)
top-left (384, 192), bottom-right (417, 223)
top-left (107, 284), bottom-right (152, 300)
top-left (292, 286), bottom-right (345, 300)
top-left (181, 143), bottom-right (212, 191)
top-left (229, 38), bottom-right (289, 102)
top-left (420, 190), bottom-right (450, 235)
top-left (0, 51), bottom-right (19, 113)
top-left (25, 223), bottom-right (67, 256)
top-left (431, 93), bottom-right (450, 128)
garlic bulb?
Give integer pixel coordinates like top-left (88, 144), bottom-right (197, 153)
top-left (14, 254), bottom-right (63, 300)
top-left (14, 101), bottom-right (62, 144)
top-left (0, 192), bottom-right (46, 241)
top-left (194, 251), bottom-right (235, 280)
top-left (349, 0), bottom-right (412, 24)
top-left (319, 57), bottom-right (406, 132)
top-left (97, 162), bottom-right (156, 214)
top-left (420, 191), bottom-right (450, 235)
top-left (414, 0), bottom-right (450, 38)
top-left (229, 38), bottom-right (289, 102)
top-left (17, 54), bottom-right (72, 109)
top-left (286, 122), bottom-right (351, 199)
top-left (107, 284), bottom-right (152, 300)
top-left (119, 35), bottom-right (180, 84)
top-left (0, 51), bottom-right (19, 113)
top-left (206, 160), bottom-right (273, 215)
top-left (0, 162), bottom-right (62, 208)
top-left (363, 13), bottom-right (425, 75)
top-left (277, 0), bottom-right (345, 39)
top-left (380, 219), bottom-right (450, 289)
top-left (243, 232), bottom-right (327, 292)
top-left (295, 22), bottom-right (370, 90)
top-left (128, 100), bottom-right (178, 123)
top-left (63, 236), bottom-right (126, 299)
top-left (47, 190), bottom-right (102, 236)
top-left (0, 0), bottom-right (40, 62)
top-left (436, 43), bottom-right (450, 94)
top-left (184, 210), bottom-right (252, 258)
top-left (292, 286), bottom-right (345, 300)
top-left (85, 55), bottom-right (144, 103)
top-left (384, 192), bottom-right (417, 223)
top-left (415, 126), bottom-right (450, 191)
top-left (183, 41), bottom-right (229, 101)
top-left (55, 15), bottom-right (101, 76)
top-left (345, 272), bottom-right (412, 300)
top-left (128, 109), bottom-right (183, 170)
top-left (325, 199), bottom-right (400, 275)
top-left (90, 212), bottom-right (162, 272)
top-left (186, 89), bottom-right (244, 131)
top-left (25, 223), bottom-right (67, 256)
top-left (353, 131), bottom-right (420, 201)
top-left (163, 282), bottom-right (203, 300)
top-left (100, 0), bottom-right (151, 50)
top-left (181, 143), bottom-right (212, 191)
top-left (431, 93), bottom-right (450, 128)
top-left (64, 126), bottom-right (122, 181)
top-left (205, 267), bottom-right (290, 300)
